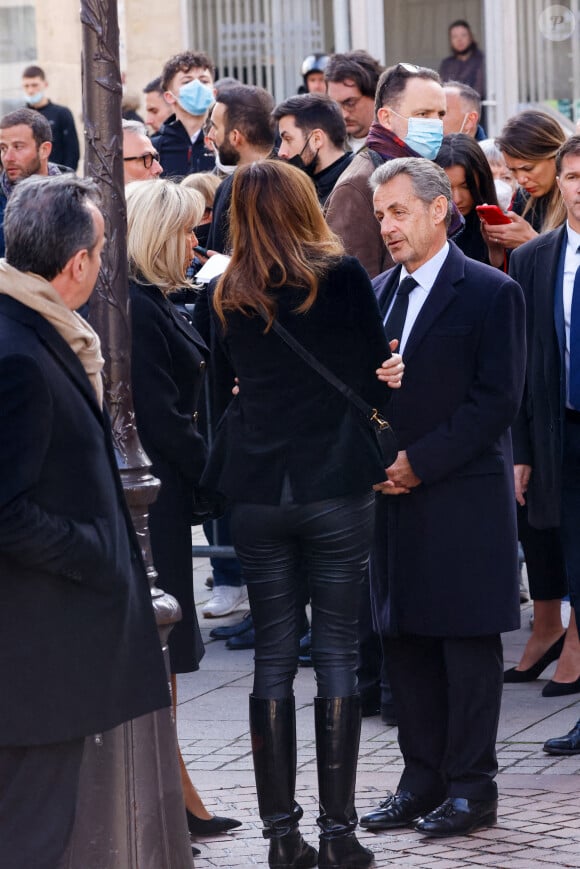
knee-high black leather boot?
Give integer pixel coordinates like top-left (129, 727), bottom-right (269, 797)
top-left (249, 695), bottom-right (318, 869)
top-left (315, 696), bottom-right (374, 869)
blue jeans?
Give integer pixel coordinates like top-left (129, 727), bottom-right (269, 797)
top-left (203, 514), bottom-right (244, 587)
top-left (231, 492), bottom-right (375, 699)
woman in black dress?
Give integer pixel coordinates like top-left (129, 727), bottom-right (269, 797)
top-left (126, 179), bottom-right (240, 843)
top-left (204, 160), bottom-right (403, 869)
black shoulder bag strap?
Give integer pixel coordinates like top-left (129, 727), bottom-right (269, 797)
top-left (261, 313), bottom-right (398, 465)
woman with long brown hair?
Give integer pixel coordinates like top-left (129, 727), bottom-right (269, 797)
top-left (491, 109), bottom-right (567, 245)
top-left (205, 159), bottom-right (402, 869)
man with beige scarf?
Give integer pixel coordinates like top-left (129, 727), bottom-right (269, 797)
top-left (0, 175), bottom-right (170, 869)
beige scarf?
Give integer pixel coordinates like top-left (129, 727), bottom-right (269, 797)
top-left (0, 260), bottom-right (104, 408)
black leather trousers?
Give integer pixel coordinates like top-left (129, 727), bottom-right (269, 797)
top-left (231, 492), bottom-right (375, 699)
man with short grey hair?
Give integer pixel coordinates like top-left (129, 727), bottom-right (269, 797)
top-left (122, 119), bottom-right (163, 183)
top-left (0, 174), bottom-right (169, 868)
top-left (361, 157), bottom-right (526, 838)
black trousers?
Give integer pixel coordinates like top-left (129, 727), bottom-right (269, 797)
top-left (517, 505), bottom-right (567, 601)
top-left (0, 737), bottom-right (85, 869)
top-left (382, 633), bottom-right (503, 802)
top-left (231, 492), bottom-right (375, 699)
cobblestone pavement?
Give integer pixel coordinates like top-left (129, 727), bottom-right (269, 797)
top-left (179, 550), bottom-right (580, 867)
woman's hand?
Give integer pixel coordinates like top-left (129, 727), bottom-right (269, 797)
top-left (480, 212), bottom-right (538, 250)
top-left (377, 339), bottom-right (404, 388)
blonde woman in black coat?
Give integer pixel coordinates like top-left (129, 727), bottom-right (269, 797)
top-left (126, 180), bottom-right (240, 843)
top-left (205, 160), bottom-right (403, 869)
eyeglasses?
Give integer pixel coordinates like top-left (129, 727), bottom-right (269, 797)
top-left (335, 95), bottom-right (363, 111)
top-left (396, 62), bottom-right (421, 74)
top-left (123, 151), bottom-right (160, 168)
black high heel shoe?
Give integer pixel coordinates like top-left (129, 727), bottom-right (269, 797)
top-left (503, 632), bottom-right (566, 683)
top-left (186, 809), bottom-right (242, 836)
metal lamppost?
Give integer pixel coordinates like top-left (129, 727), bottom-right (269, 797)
top-left (64, 0), bottom-right (194, 865)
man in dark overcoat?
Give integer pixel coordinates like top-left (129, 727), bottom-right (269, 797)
top-left (510, 135), bottom-right (580, 755)
top-left (0, 175), bottom-right (169, 868)
top-left (360, 158), bottom-right (525, 837)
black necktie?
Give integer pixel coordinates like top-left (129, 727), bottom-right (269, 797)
top-left (384, 276), bottom-right (418, 344)
top-left (570, 248), bottom-right (580, 408)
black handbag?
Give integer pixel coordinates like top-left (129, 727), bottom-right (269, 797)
top-left (265, 316), bottom-right (398, 467)
top-left (191, 484), bottom-right (227, 525)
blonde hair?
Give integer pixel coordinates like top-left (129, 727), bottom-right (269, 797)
top-left (180, 172), bottom-right (221, 209)
top-left (126, 179), bottom-right (205, 291)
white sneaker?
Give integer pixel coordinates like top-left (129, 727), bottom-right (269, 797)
top-left (202, 585), bottom-right (248, 618)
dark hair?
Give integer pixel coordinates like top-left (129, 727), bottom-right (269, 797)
top-left (216, 85), bottom-right (275, 150)
top-left (214, 76), bottom-right (241, 95)
top-left (272, 93), bottom-right (346, 150)
top-left (22, 64), bottom-right (46, 80)
top-left (324, 50), bottom-right (384, 98)
top-left (556, 135), bottom-right (580, 174)
top-left (434, 133), bottom-right (498, 212)
top-left (449, 19), bottom-right (473, 33)
top-left (0, 108), bottom-right (52, 146)
top-left (161, 51), bottom-right (216, 91)
top-left (213, 160), bottom-right (343, 329)
top-left (442, 79), bottom-right (481, 114)
top-left (143, 76), bottom-right (163, 95)
top-left (374, 63), bottom-right (441, 113)
top-left (496, 109), bottom-right (567, 231)
top-left (4, 175), bottom-right (101, 281)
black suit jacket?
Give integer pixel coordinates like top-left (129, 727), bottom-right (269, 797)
top-left (509, 224), bottom-right (567, 528)
top-left (371, 242), bottom-right (525, 637)
top-left (203, 256), bottom-right (392, 504)
top-left (0, 295), bottom-right (169, 746)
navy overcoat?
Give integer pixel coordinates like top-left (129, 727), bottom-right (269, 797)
top-left (0, 295), bottom-right (170, 746)
top-left (370, 243), bottom-right (526, 637)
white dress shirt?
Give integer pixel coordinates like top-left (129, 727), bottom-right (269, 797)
top-left (563, 222), bottom-right (580, 408)
top-left (384, 242), bottom-right (450, 354)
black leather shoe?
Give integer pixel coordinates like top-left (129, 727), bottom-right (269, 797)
top-left (226, 625), bottom-right (255, 650)
top-left (415, 797), bottom-right (497, 837)
top-left (503, 632), bottom-right (566, 683)
top-left (543, 719), bottom-right (580, 754)
top-left (192, 845), bottom-right (201, 856)
top-left (542, 675), bottom-right (580, 697)
top-left (186, 810), bottom-right (242, 836)
top-left (209, 612), bottom-right (252, 640)
top-left (360, 790), bottom-right (440, 830)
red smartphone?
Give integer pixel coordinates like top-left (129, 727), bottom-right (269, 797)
top-left (476, 204), bottom-right (512, 225)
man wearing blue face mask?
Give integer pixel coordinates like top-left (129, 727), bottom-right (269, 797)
top-left (152, 51), bottom-right (216, 178)
top-left (326, 62), bottom-right (463, 279)
top-left (21, 65), bottom-right (79, 172)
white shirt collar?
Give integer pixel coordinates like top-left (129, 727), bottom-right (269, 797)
top-left (400, 241), bottom-right (450, 291)
top-left (566, 221), bottom-right (580, 254)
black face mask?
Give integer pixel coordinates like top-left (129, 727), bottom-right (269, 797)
top-left (193, 222), bottom-right (211, 247)
top-left (287, 134), bottom-right (319, 177)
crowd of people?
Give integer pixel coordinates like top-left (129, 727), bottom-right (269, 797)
top-left (2, 16), bottom-right (580, 869)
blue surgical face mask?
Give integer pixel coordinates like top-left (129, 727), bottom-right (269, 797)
top-left (391, 109), bottom-right (444, 160)
top-left (175, 79), bottom-right (214, 117)
top-left (25, 90), bottom-right (45, 105)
